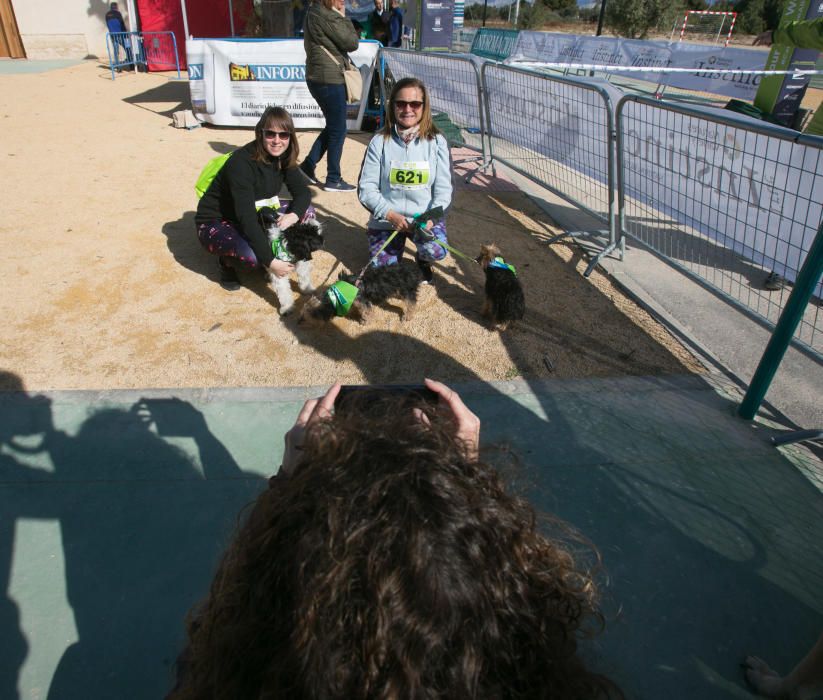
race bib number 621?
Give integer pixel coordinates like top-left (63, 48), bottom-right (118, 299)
top-left (389, 161), bottom-right (430, 189)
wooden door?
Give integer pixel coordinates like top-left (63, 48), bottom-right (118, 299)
top-left (0, 0), bottom-right (25, 59)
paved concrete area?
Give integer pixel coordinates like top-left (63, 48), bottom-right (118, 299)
top-left (1, 375), bottom-right (822, 699)
top-left (0, 59), bottom-right (85, 75)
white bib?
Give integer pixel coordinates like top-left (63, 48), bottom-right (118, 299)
top-left (389, 161), bottom-right (430, 190)
top-left (255, 195), bottom-right (280, 211)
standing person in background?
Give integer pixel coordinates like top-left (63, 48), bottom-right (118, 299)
top-left (387, 0), bottom-right (404, 47)
top-left (368, 0), bottom-right (389, 44)
top-left (293, 0), bottom-right (308, 36)
top-left (301, 0), bottom-right (360, 193)
top-left (105, 2), bottom-right (132, 67)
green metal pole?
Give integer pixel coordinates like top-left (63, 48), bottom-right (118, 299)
top-left (738, 221), bottom-right (823, 419)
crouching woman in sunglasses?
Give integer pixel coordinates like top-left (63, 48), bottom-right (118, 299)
top-left (357, 77), bottom-right (452, 284)
top-left (195, 106), bottom-right (316, 290)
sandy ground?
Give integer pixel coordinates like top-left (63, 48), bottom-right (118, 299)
top-left (0, 61), bottom-right (703, 391)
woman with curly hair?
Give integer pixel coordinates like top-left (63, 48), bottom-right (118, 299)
top-left (168, 379), bottom-right (620, 699)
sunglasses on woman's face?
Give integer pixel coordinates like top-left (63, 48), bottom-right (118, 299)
top-left (263, 129), bottom-right (291, 140)
top-left (394, 100), bottom-right (423, 110)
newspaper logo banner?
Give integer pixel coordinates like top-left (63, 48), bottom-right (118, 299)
top-left (186, 39), bottom-right (379, 129)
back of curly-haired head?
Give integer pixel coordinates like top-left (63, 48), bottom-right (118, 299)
top-left (169, 393), bottom-right (620, 699)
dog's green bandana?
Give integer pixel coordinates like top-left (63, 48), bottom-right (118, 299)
top-left (271, 236), bottom-right (293, 263)
top-left (326, 280), bottom-right (359, 317)
top-left (488, 256), bottom-right (516, 276)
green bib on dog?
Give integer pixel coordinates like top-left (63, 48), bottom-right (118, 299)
top-left (326, 280), bottom-right (359, 317)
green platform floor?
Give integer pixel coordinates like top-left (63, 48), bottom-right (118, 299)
top-left (1, 374), bottom-right (821, 699)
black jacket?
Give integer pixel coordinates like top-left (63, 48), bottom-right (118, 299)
top-left (195, 143), bottom-right (312, 268)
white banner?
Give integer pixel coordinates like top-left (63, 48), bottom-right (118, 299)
top-left (186, 38), bottom-right (380, 129)
top-left (620, 101), bottom-right (823, 293)
top-left (509, 33), bottom-right (768, 101)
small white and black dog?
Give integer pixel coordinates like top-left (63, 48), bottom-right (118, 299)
top-left (299, 261), bottom-right (424, 326)
top-left (476, 243), bottom-right (525, 331)
top-left (258, 206), bottom-right (324, 315)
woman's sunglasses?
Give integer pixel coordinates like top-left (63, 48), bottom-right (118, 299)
top-left (263, 129), bottom-right (291, 140)
top-left (394, 100), bottom-right (423, 110)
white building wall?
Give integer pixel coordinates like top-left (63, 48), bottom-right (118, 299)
top-left (11, 0), bottom-right (132, 59)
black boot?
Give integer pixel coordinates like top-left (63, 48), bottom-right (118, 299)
top-left (218, 256), bottom-right (241, 291)
top-left (416, 254), bottom-right (434, 284)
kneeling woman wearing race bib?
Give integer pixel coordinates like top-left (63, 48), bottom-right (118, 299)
top-left (195, 107), bottom-right (316, 290)
top-left (357, 77), bottom-right (452, 283)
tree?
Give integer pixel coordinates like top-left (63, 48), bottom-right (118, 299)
top-left (605, 0), bottom-right (666, 38)
top-left (517, 1), bottom-right (552, 29)
top-left (544, 0), bottom-right (576, 13)
top-left (734, 0), bottom-right (767, 34)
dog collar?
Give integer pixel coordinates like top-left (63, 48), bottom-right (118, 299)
top-left (488, 256), bottom-right (516, 276)
top-left (326, 280), bottom-right (359, 317)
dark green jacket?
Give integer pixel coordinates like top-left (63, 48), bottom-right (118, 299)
top-left (303, 3), bottom-right (360, 84)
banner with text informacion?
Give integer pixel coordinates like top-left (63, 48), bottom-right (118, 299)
top-left (186, 38), bottom-right (380, 129)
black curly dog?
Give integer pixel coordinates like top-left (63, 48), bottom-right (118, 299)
top-left (477, 243), bottom-right (525, 331)
top-left (299, 261), bottom-right (424, 325)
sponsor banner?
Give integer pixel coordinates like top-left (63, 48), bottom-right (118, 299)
top-left (755, 0), bottom-right (822, 125)
top-left (509, 32), bottom-right (767, 100)
top-left (186, 38), bottom-right (380, 129)
top-left (420, 0), bottom-right (455, 50)
top-left (620, 101), bottom-right (823, 293)
top-left (453, 0), bottom-right (464, 28)
top-left (470, 28), bottom-right (519, 61)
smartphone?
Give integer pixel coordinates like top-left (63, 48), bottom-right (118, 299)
top-left (335, 384), bottom-right (439, 412)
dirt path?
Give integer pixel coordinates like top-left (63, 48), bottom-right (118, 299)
top-left (0, 61), bottom-right (702, 391)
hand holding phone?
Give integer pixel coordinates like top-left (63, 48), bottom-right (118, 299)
top-left (281, 383), bottom-right (341, 477)
top-left (422, 378), bottom-right (480, 460)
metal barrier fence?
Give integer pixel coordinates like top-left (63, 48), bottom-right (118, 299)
top-left (372, 49), bottom-right (823, 360)
top-left (616, 95), bottom-right (823, 358)
top-left (481, 62), bottom-right (617, 272)
top-left (106, 31), bottom-right (180, 80)
top-left (379, 48), bottom-right (489, 174)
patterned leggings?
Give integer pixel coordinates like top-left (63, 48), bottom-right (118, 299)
top-left (366, 219), bottom-right (448, 267)
top-left (196, 202), bottom-right (316, 269)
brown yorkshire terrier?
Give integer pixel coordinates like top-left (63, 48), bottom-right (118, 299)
top-left (476, 243), bottom-right (525, 331)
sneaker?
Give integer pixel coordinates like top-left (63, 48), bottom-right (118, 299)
top-left (299, 161), bottom-right (318, 185)
top-left (323, 179), bottom-right (356, 192)
top-left (218, 257), bottom-right (241, 291)
top-left (416, 255), bottom-right (434, 284)
top-left (764, 271), bottom-right (785, 291)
